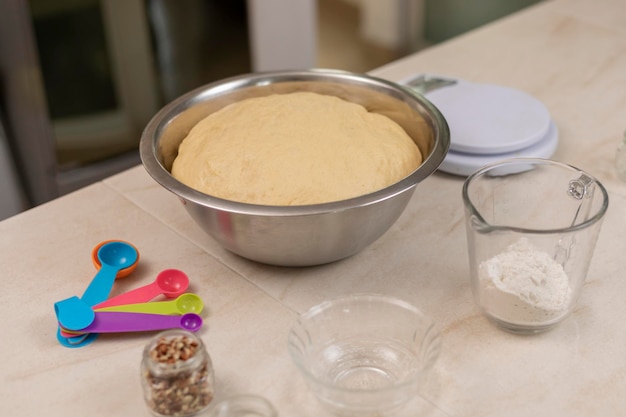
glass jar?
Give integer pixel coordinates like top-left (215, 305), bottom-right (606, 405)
top-left (141, 330), bottom-right (215, 417)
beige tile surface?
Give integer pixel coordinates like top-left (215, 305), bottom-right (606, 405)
top-left (3, 0), bottom-right (626, 416)
top-left (0, 184), bottom-right (298, 415)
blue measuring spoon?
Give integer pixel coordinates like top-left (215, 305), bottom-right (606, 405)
top-left (80, 241), bottom-right (139, 306)
top-left (54, 296), bottom-right (95, 331)
top-left (55, 241), bottom-right (139, 340)
top-left (56, 328), bottom-right (98, 348)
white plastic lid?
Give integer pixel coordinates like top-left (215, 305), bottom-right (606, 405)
top-left (425, 79), bottom-right (552, 155)
top-left (438, 121), bottom-right (559, 176)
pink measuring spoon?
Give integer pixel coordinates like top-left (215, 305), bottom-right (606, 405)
top-left (63, 312), bottom-right (203, 334)
top-left (93, 269), bottom-right (189, 309)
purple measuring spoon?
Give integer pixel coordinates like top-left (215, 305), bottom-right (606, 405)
top-left (65, 312), bottom-right (203, 334)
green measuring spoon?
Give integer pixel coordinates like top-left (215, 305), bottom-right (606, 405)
top-left (94, 293), bottom-right (203, 315)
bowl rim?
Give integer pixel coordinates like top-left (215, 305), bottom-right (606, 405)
top-left (297, 292), bottom-right (433, 322)
top-left (140, 69), bottom-right (450, 217)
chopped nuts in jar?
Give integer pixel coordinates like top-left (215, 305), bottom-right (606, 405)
top-left (141, 330), bottom-right (215, 417)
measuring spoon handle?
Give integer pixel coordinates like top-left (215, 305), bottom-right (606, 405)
top-left (93, 282), bottom-right (161, 309)
top-left (77, 312), bottom-right (203, 333)
top-left (95, 298), bottom-right (177, 314)
top-left (80, 264), bottom-right (119, 306)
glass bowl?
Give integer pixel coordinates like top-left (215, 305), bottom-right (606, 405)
top-left (287, 294), bottom-right (441, 416)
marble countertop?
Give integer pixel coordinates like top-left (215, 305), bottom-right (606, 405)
top-left (3, 0), bottom-right (626, 415)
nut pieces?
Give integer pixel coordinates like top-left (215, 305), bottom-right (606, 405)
top-left (151, 334), bottom-right (199, 363)
top-left (142, 331), bottom-right (214, 417)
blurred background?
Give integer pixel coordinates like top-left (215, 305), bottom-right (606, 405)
top-left (0, 0), bottom-right (541, 220)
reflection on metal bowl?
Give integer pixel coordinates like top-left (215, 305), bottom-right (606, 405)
top-left (140, 69), bottom-right (449, 266)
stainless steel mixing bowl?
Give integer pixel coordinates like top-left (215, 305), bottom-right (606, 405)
top-left (140, 70), bottom-right (449, 266)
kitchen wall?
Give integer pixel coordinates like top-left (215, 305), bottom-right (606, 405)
top-left (0, 0), bottom-right (544, 222)
top-left (323, 0), bottom-right (544, 64)
top-left (423, 0), bottom-right (544, 43)
top-left (0, 117), bottom-right (28, 220)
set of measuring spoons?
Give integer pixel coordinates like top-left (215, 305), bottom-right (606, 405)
top-left (54, 240), bottom-right (204, 348)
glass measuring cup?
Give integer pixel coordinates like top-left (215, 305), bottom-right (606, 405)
top-left (462, 158), bottom-right (609, 333)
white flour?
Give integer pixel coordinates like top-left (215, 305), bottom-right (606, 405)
top-left (478, 238), bottom-right (572, 324)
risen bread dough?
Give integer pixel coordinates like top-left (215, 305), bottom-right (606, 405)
top-left (171, 92), bottom-right (422, 205)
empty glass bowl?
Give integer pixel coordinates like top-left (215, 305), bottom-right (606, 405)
top-left (287, 294), bottom-right (441, 417)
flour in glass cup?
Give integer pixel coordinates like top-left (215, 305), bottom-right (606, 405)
top-left (478, 238), bottom-right (572, 324)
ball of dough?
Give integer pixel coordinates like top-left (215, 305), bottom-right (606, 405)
top-left (171, 91), bottom-right (422, 205)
